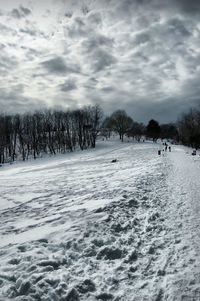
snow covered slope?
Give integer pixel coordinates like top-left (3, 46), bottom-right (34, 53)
top-left (0, 140), bottom-right (199, 300)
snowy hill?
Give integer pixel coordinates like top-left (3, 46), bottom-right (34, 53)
top-left (0, 140), bottom-right (200, 300)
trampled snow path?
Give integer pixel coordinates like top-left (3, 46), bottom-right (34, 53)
top-left (0, 140), bottom-right (200, 301)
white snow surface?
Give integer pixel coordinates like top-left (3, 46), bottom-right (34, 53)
top-left (0, 140), bottom-right (200, 301)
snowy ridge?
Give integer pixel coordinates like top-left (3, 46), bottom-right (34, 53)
top-left (0, 141), bottom-right (200, 300)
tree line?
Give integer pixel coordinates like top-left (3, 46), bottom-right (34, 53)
top-left (101, 110), bottom-right (178, 143)
top-left (102, 108), bottom-right (200, 149)
top-left (0, 105), bottom-right (103, 164)
top-left (0, 105), bottom-right (199, 164)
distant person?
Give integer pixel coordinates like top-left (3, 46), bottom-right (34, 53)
top-left (192, 150), bottom-right (196, 156)
top-left (169, 146), bottom-right (171, 152)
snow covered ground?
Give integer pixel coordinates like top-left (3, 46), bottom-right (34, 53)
top-left (0, 139), bottom-right (200, 301)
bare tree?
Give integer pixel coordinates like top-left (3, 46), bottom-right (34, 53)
top-left (128, 121), bottom-right (145, 142)
top-left (110, 110), bottom-right (133, 142)
top-left (178, 108), bottom-right (200, 148)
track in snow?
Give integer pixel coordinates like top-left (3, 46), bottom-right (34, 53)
top-left (0, 140), bottom-right (200, 301)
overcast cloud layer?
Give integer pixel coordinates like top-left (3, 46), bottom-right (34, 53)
top-left (0, 0), bottom-right (200, 122)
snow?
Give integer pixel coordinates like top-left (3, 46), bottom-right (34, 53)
top-left (0, 139), bottom-right (200, 300)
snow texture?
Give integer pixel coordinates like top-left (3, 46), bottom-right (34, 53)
top-left (0, 139), bottom-right (200, 301)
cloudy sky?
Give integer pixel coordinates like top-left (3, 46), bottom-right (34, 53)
top-left (0, 0), bottom-right (200, 123)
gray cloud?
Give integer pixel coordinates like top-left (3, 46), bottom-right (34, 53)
top-left (171, 0), bottom-right (200, 13)
top-left (0, 86), bottom-right (46, 114)
top-left (59, 79), bottom-right (77, 92)
top-left (0, 54), bottom-right (18, 75)
top-left (0, 0), bottom-right (200, 122)
top-left (0, 43), bottom-right (5, 50)
top-left (67, 17), bottom-right (87, 38)
top-left (41, 56), bottom-right (80, 75)
top-left (0, 23), bottom-right (17, 35)
top-left (20, 6), bottom-right (32, 16)
top-left (10, 8), bottom-right (23, 18)
top-left (87, 11), bottom-right (102, 25)
top-left (166, 18), bottom-right (191, 39)
top-left (133, 32), bottom-right (151, 45)
top-left (91, 48), bottom-right (117, 72)
top-left (81, 34), bottom-right (113, 52)
top-left (129, 0), bottom-right (200, 13)
top-left (20, 28), bottom-right (36, 36)
top-left (10, 6), bottom-right (31, 18)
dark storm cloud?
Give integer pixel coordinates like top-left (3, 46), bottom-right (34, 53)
top-left (1, 0), bottom-right (200, 121)
top-left (127, 101), bottom-right (185, 124)
top-left (165, 19), bottom-right (190, 39)
top-left (92, 92), bottom-right (199, 124)
top-left (171, 0), bottom-right (200, 13)
top-left (20, 6), bottom-right (32, 16)
top-left (130, 0), bottom-right (200, 13)
top-left (41, 56), bottom-right (80, 75)
top-left (137, 97), bottom-right (200, 123)
top-left (10, 9), bottom-right (22, 18)
top-left (10, 6), bottom-right (31, 19)
top-left (37, 0), bottom-right (200, 120)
